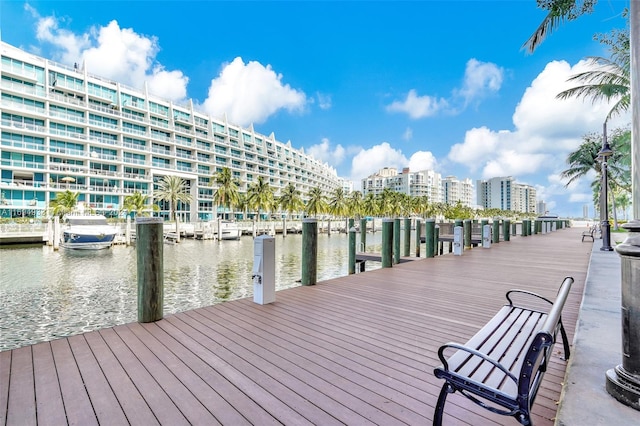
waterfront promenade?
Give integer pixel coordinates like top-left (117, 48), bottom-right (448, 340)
top-left (0, 226), bottom-right (625, 425)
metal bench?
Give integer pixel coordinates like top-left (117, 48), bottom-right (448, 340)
top-left (581, 226), bottom-right (596, 242)
top-left (433, 277), bottom-right (573, 426)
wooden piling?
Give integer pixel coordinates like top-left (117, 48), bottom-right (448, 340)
top-left (360, 218), bottom-right (367, 250)
top-left (348, 225), bottom-right (356, 275)
top-left (53, 216), bottom-right (60, 250)
top-left (463, 219), bottom-right (471, 249)
top-left (393, 218), bottom-right (401, 265)
top-left (301, 218), bottom-right (317, 285)
top-left (492, 219), bottom-right (500, 244)
top-left (136, 217), bottom-right (164, 323)
top-left (504, 219), bottom-right (511, 242)
top-left (382, 219), bottom-right (393, 268)
top-left (125, 216), bottom-right (132, 246)
top-left (425, 219), bottom-right (435, 258)
top-left (403, 218), bottom-right (411, 257)
top-left (415, 218), bottom-right (421, 258)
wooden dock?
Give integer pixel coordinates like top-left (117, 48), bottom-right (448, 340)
top-left (0, 227), bottom-right (592, 425)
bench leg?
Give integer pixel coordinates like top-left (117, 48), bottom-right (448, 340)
top-left (433, 382), bottom-right (454, 426)
top-left (559, 319), bottom-right (571, 360)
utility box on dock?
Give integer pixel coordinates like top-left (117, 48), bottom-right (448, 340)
top-left (253, 235), bottom-right (275, 305)
top-left (453, 226), bottom-right (463, 256)
top-left (482, 224), bottom-right (491, 248)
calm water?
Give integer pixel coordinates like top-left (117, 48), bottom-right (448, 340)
top-left (0, 233), bottom-right (388, 351)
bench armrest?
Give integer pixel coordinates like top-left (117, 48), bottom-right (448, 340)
top-left (505, 289), bottom-right (554, 307)
top-left (437, 342), bottom-right (518, 385)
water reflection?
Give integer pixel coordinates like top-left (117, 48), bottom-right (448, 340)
top-left (0, 232), bottom-right (390, 350)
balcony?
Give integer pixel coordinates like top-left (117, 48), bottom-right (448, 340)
top-left (1, 64), bottom-right (38, 81)
top-left (1, 99), bottom-right (46, 115)
top-left (0, 80), bottom-right (46, 97)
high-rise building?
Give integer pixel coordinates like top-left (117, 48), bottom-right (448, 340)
top-left (443, 176), bottom-right (474, 207)
top-left (476, 176), bottom-right (537, 214)
top-left (0, 42), bottom-right (342, 220)
top-left (361, 167), bottom-right (443, 202)
top-left (537, 200), bottom-right (548, 216)
top-left (338, 177), bottom-right (353, 194)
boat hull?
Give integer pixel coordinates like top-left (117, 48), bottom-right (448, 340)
top-left (219, 229), bottom-right (241, 240)
top-left (61, 215), bottom-right (118, 250)
top-left (217, 221), bottom-right (241, 240)
top-left (62, 230), bottom-right (116, 249)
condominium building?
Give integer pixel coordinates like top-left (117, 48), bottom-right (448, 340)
top-left (361, 167), bottom-right (443, 203)
top-left (442, 175), bottom-right (474, 207)
top-left (476, 176), bottom-right (537, 214)
top-left (0, 42), bottom-right (341, 220)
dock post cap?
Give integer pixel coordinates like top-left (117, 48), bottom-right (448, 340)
top-left (303, 218), bottom-right (317, 223)
top-left (135, 217), bottom-right (163, 225)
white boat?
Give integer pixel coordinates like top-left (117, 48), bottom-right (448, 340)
top-left (218, 220), bottom-right (241, 240)
top-left (61, 214), bottom-right (117, 250)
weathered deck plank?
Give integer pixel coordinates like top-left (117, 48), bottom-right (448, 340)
top-left (1, 227), bottom-right (591, 425)
top-left (50, 338), bottom-right (99, 426)
top-left (32, 343), bottom-right (67, 426)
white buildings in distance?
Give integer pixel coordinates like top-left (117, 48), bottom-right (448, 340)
top-left (360, 167), bottom-right (538, 214)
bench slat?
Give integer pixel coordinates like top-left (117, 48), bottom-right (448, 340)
top-left (451, 308), bottom-right (546, 395)
top-left (482, 312), bottom-right (546, 393)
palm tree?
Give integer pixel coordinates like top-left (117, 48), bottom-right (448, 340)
top-left (211, 167), bottom-right (240, 220)
top-left (122, 191), bottom-right (158, 217)
top-left (362, 192), bottom-right (378, 218)
top-left (346, 190), bottom-right (364, 219)
top-left (246, 176), bottom-right (275, 228)
top-left (329, 188), bottom-right (349, 219)
top-left (561, 128), bottom-right (630, 223)
top-left (377, 188), bottom-right (395, 217)
top-left (388, 191), bottom-right (404, 218)
top-left (556, 55), bottom-right (629, 121)
top-left (49, 190), bottom-right (78, 218)
top-left (413, 195), bottom-right (431, 218)
top-left (278, 183), bottom-right (304, 235)
top-left (235, 192), bottom-right (249, 220)
top-left (523, 1), bottom-right (597, 54)
top-left (305, 186), bottom-right (327, 217)
top-left (560, 132), bottom-right (604, 188)
top-left (154, 175), bottom-right (191, 241)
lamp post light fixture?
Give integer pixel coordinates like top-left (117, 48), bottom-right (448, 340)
top-left (599, 121), bottom-right (613, 252)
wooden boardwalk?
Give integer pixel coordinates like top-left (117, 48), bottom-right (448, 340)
top-left (0, 227), bottom-right (592, 425)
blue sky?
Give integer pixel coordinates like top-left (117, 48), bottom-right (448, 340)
top-left (0, 1), bottom-right (631, 217)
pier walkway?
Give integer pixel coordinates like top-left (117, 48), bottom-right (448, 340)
top-left (2, 227), bottom-right (595, 425)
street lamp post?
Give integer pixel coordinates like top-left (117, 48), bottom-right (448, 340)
top-left (599, 121), bottom-right (613, 252)
top-left (605, 0), bottom-right (640, 410)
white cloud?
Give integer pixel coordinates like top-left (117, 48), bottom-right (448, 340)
top-left (403, 127), bottom-right (413, 140)
top-left (350, 142), bottom-right (408, 181)
top-left (27, 8), bottom-right (188, 102)
top-left (386, 58), bottom-right (503, 119)
top-left (455, 58), bottom-right (504, 106)
top-left (447, 59), bottom-right (622, 180)
top-left (202, 57), bottom-right (306, 127)
top-left (513, 60), bottom-right (612, 140)
top-left (386, 89), bottom-right (449, 119)
top-left (482, 151), bottom-right (549, 179)
top-left (407, 151), bottom-right (437, 172)
top-left (316, 92), bottom-right (332, 110)
top-left (348, 143), bottom-right (437, 184)
top-left (307, 138), bottom-right (346, 166)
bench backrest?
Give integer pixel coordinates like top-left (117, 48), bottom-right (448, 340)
top-left (517, 277), bottom-right (573, 408)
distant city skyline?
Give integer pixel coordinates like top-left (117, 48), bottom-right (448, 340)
top-left (1, 1), bottom-right (631, 217)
